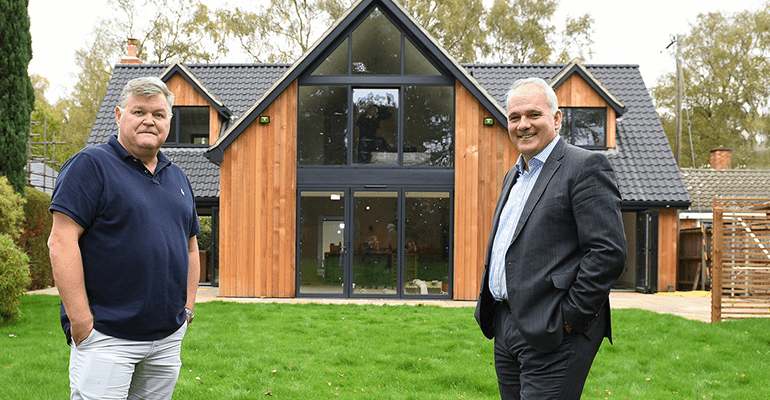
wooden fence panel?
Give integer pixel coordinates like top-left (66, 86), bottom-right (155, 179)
top-left (711, 198), bottom-right (770, 322)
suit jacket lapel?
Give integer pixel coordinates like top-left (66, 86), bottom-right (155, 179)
top-left (511, 139), bottom-right (566, 243)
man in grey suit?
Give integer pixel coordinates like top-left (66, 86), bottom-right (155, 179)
top-left (475, 77), bottom-right (627, 399)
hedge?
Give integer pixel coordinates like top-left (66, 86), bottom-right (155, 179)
top-left (20, 186), bottom-right (53, 290)
top-left (0, 234), bottom-right (30, 323)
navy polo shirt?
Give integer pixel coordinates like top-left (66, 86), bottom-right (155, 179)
top-left (50, 135), bottom-right (200, 342)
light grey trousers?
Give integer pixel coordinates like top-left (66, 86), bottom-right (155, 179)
top-left (68, 322), bottom-right (187, 400)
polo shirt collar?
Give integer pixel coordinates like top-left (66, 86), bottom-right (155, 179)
top-left (108, 135), bottom-right (171, 170)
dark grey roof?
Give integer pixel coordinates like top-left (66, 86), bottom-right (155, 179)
top-left (88, 61), bottom-right (690, 209)
top-left (162, 148), bottom-right (220, 199)
top-left (88, 63), bottom-right (291, 147)
top-left (681, 168), bottom-right (770, 212)
top-left (464, 63), bottom-right (691, 209)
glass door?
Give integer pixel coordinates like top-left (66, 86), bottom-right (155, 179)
top-left (297, 188), bottom-right (452, 298)
top-left (298, 190), bottom-right (346, 296)
top-left (402, 191), bottom-right (451, 296)
top-left (351, 190), bottom-right (398, 295)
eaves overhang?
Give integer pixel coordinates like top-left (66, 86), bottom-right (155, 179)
top-left (621, 200), bottom-right (692, 211)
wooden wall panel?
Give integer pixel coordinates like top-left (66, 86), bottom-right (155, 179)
top-left (554, 74), bottom-right (616, 148)
top-left (218, 81), bottom-right (298, 297)
top-left (166, 73), bottom-right (224, 145)
top-left (657, 209), bottom-right (679, 292)
top-left (454, 82), bottom-right (519, 300)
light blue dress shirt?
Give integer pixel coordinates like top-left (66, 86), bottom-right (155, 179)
top-left (489, 135), bottom-right (560, 301)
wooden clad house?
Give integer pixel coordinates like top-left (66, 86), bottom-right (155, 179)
top-left (85, 0), bottom-right (690, 300)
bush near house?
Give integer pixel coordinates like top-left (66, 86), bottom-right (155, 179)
top-left (198, 216), bottom-right (212, 253)
top-left (0, 177), bottom-right (31, 323)
top-left (0, 176), bottom-right (25, 241)
top-left (0, 234), bottom-right (30, 323)
top-left (19, 186), bottom-right (53, 290)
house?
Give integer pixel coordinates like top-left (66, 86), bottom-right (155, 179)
top-left (681, 147), bottom-right (770, 226)
top-left (86, 0), bottom-right (690, 299)
top-left (678, 147), bottom-right (770, 289)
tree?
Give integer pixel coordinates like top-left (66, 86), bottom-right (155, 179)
top-left (216, 6), bottom-right (281, 62)
top-left (29, 74), bottom-right (68, 166)
top-left (0, 0), bottom-right (35, 195)
top-left (485, 0), bottom-right (594, 64)
top-left (652, 4), bottom-right (770, 168)
top-left (218, 0), bottom-right (349, 63)
top-left (117, 0), bottom-right (221, 63)
top-left (399, 0), bottom-right (486, 63)
top-left (556, 13), bottom-right (595, 63)
top-left (58, 21), bottom-right (116, 159)
top-left (57, 0), bottom-right (224, 161)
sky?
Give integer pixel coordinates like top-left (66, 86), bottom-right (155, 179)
top-left (27, 0), bottom-right (767, 103)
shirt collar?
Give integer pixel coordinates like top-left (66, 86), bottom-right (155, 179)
top-left (515, 135), bottom-right (560, 175)
top-left (108, 134), bottom-right (171, 168)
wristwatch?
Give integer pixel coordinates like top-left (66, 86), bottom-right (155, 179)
top-left (563, 320), bottom-right (572, 333)
top-left (185, 307), bottom-right (195, 324)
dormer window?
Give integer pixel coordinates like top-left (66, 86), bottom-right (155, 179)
top-left (167, 106), bottom-right (209, 145)
top-left (559, 107), bottom-right (606, 148)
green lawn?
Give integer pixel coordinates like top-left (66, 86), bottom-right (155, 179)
top-left (1, 295), bottom-right (768, 399)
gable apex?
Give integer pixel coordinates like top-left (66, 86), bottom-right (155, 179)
top-left (161, 60), bottom-right (233, 119)
top-left (206, 0), bottom-right (506, 162)
top-left (550, 59), bottom-right (625, 116)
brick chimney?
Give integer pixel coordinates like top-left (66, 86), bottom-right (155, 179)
top-left (120, 38), bottom-right (142, 64)
top-left (709, 147), bottom-right (731, 169)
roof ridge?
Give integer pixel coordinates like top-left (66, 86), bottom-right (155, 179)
top-left (462, 62), bottom-right (640, 68)
top-left (682, 168), bottom-right (770, 172)
top-left (116, 63), bottom-right (294, 68)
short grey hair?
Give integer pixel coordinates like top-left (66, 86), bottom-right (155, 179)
top-left (506, 77), bottom-right (559, 115)
top-left (118, 77), bottom-right (175, 116)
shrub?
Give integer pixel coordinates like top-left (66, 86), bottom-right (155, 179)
top-left (0, 234), bottom-right (31, 323)
top-left (19, 186), bottom-right (53, 290)
top-left (198, 216), bottom-right (212, 253)
top-left (0, 176), bottom-right (25, 241)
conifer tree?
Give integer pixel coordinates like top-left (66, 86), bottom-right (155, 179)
top-left (0, 0), bottom-right (36, 195)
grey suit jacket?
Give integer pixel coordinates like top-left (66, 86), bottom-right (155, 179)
top-left (475, 138), bottom-right (627, 353)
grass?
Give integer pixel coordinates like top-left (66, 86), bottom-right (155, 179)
top-left (1, 295), bottom-right (768, 399)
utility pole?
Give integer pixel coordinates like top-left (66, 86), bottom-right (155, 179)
top-left (674, 35), bottom-right (682, 166)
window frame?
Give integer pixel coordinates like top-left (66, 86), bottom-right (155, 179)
top-left (165, 105), bottom-right (211, 147)
top-left (559, 106), bottom-right (608, 150)
top-left (297, 6), bottom-right (455, 170)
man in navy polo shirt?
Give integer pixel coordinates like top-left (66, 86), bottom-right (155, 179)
top-left (49, 76), bottom-right (200, 400)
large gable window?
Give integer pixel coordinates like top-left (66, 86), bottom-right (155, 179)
top-left (352, 8), bottom-right (400, 75)
top-left (167, 106), bottom-right (209, 145)
top-left (299, 7), bottom-right (454, 167)
top-left (559, 107), bottom-right (606, 148)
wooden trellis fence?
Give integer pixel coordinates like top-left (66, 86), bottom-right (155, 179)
top-left (711, 198), bottom-right (770, 322)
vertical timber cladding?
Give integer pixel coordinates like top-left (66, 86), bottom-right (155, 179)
top-left (454, 82), bottom-right (519, 300)
top-left (219, 81), bottom-right (298, 297)
top-left (165, 73), bottom-right (223, 144)
top-left (657, 209), bottom-right (679, 291)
